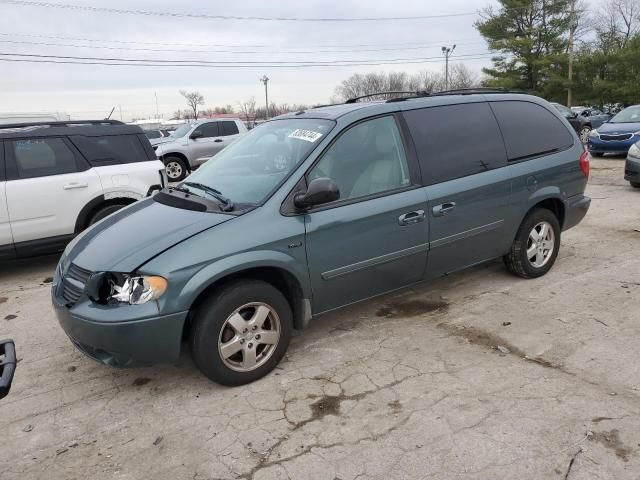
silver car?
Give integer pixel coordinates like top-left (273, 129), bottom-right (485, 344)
top-left (154, 118), bottom-right (248, 181)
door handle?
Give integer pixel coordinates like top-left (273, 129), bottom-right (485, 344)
top-left (432, 202), bottom-right (456, 217)
top-left (63, 182), bottom-right (88, 190)
top-left (398, 210), bottom-right (425, 226)
top-left (214, 139), bottom-right (223, 143)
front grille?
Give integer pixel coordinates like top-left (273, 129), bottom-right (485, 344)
top-left (600, 134), bottom-right (633, 141)
top-left (61, 263), bottom-right (92, 306)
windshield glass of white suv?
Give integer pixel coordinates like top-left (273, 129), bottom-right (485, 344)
top-left (170, 124), bottom-right (193, 138)
top-left (184, 118), bottom-right (335, 205)
top-left (610, 106), bottom-right (640, 123)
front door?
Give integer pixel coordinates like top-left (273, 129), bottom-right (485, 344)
top-left (4, 137), bottom-right (102, 250)
top-left (303, 115), bottom-right (428, 314)
top-left (190, 122), bottom-right (223, 166)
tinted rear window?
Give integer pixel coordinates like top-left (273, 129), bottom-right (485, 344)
top-left (403, 102), bottom-right (507, 185)
top-left (145, 131), bottom-right (162, 139)
top-left (220, 121), bottom-right (239, 136)
top-left (70, 134), bottom-right (149, 165)
top-left (490, 101), bottom-right (574, 161)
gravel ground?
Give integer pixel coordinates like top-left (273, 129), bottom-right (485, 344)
top-left (1, 156), bottom-right (639, 480)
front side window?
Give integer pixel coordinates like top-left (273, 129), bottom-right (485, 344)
top-left (11, 138), bottom-right (78, 179)
top-left (185, 118), bottom-right (335, 205)
top-left (198, 123), bottom-right (219, 138)
top-left (70, 134), bottom-right (148, 165)
top-left (308, 116), bottom-right (410, 202)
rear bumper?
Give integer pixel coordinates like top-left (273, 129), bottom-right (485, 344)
top-left (624, 157), bottom-right (640, 183)
top-left (564, 194), bottom-right (591, 231)
top-left (53, 297), bottom-right (187, 367)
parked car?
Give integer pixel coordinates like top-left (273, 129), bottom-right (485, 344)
top-left (153, 118), bottom-right (248, 182)
top-left (551, 102), bottom-right (593, 142)
top-left (570, 107), bottom-right (611, 129)
top-left (588, 105), bottom-right (640, 157)
top-left (0, 339), bottom-right (16, 400)
top-left (0, 120), bottom-right (165, 259)
top-left (52, 91), bottom-right (590, 386)
top-left (625, 141), bottom-right (640, 188)
top-left (144, 129), bottom-right (173, 146)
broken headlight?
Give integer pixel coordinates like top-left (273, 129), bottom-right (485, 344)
top-left (87, 273), bottom-right (167, 305)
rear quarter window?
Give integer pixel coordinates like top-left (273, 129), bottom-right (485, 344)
top-left (402, 102), bottom-right (508, 185)
top-left (490, 101), bottom-right (574, 161)
top-left (70, 134), bottom-right (150, 166)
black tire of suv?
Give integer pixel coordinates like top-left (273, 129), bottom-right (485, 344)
top-left (190, 280), bottom-right (293, 386)
top-left (590, 151), bottom-right (604, 157)
top-left (88, 203), bottom-right (127, 226)
top-left (631, 182), bottom-right (640, 189)
top-left (164, 156), bottom-right (188, 182)
top-left (503, 208), bottom-right (561, 279)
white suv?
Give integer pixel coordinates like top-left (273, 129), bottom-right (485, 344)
top-left (0, 120), bottom-right (165, 259)
top-left (153, 118), bottom-right (248, 181)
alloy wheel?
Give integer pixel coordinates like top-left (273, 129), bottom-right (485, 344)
top-left (526, 221), bottom-right (555, 268)
top-left (165, 161), bottom-right (183, 180)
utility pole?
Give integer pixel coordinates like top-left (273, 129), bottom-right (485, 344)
top-left (441, 45), bottom-right (456, 90)
top-left (118, 104), bottom-right (123, 121)
top-left (259, 75), bottom-right (270, 119)
top-left (567, 0), bottom-right (577, 107)
top-left (154, 91), bottom-right (159, 118)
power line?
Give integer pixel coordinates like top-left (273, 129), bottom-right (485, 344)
top-left (0, 54), bottom-right (497, 69)
top-left (0, 51), bottom-right (495, 65)
top-left (0, 38), bottom-right (487, 55)
top-left (0, 0), bottom-right (481, 22)
top-left (0, 31), bottom-right (484, 49)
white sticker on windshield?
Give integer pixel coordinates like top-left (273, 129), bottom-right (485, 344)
top-left (288, 129), bottom-right (323, 143)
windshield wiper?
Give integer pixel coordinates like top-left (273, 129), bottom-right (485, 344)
top-left (182, 182), bottom-right (234, 212)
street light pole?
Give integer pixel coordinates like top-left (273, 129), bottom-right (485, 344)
top-left (441, 44), bottom-right (456, 90)
top-left (260, 75), bottom-right (270, 119)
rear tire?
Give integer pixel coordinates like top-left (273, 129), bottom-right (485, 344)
top-left (164, 156), bottom-right (188, 182)
top-left (579, 126), bottom-right (591, 143)
top-left (190, 280), bottom-right (293, 386)
top-left (504, 208), bottom-right (561, 279)
top-left (590, 151), bottom-right (604, 158)
top-left (631, 182), bottom-right (640, 189)
top-left (88, 203), bottom-right (128, 227)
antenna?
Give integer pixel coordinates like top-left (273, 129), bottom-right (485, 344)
top-left (105, 106), bottom-right (116, 120)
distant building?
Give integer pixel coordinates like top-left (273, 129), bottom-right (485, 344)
top-left (0, 112), bottom-right (71, 125)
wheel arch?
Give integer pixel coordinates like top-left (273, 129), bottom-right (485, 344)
top-left (74, 195), bottom-right (137, 233)
top-left (160, 151), bottom-right (189, 164)
top-left (524, 191), bottom-right (566, 229)
top-left (181, 259), bottom-right (312, 341)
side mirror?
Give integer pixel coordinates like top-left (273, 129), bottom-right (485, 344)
top-left (570, 112), bottom-right (578, 119)
top-left (190, 130), bottom-right (203, 140)
top-left (294, 177), bottom-right (340, 209)
top-left (0, 339), bottom-right (16, 400)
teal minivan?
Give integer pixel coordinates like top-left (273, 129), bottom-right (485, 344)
top-left (52, 91), bottom-right (591, 385)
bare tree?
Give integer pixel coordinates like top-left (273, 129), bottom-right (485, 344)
top-left (179, 90), bottom-right (205, 120)
top-left (594, 0), bottom-right (640, 49)
top-left (447, 64), bottom-right (480, 89)
top-left (238, 97), bottom-right (257, 128)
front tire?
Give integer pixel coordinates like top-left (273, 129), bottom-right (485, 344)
top-left (631, 182), bottom-right (640, 189)
top-left (590, 151), bottom-right (604, 158)
top-left (164, 156), bottom-right (188, 182)
top-left (190, 280), bottom-right (293, 386)
top-left (504, 208), bottom-right (561, 279)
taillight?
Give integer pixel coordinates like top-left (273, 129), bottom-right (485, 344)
top-left (579, 149), bottom-right (589, 177)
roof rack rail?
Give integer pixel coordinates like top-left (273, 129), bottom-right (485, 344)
top-left (429, 87), bottom-right (528, 96)
top-left (0, 119), bottom-right (125, 130)
top-left (345, 91), bottom-right (420, 104)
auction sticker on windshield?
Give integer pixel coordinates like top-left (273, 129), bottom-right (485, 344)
top-left (288, 129), bottom-right (323, 143)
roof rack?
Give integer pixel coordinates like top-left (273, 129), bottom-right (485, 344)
top-left (345, 91), bottom-right (419, 104)
top-left (429, 87), bottom-right (527, 96)
top-left (0, 119), bottom-right (124, 130)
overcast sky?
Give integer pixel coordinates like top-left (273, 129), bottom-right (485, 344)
top-left (0, 0), bottom-right (497, 121)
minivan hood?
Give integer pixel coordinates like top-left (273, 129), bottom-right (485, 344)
top-left (66, 198), bottom-right (233, 272)
top-left (599, 122), bottom-right (640, 134)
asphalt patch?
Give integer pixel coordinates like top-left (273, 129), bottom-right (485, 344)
top-left (132, 377), bottom-right (152, 386)
top-left (589, 429), bottom-right (633, 461)
top-left (0, 297), bottom-right (7, 304)
top-left (376, 300), bottom-right (449, 318)
top-left (4, 314), bottom-right (17, 321)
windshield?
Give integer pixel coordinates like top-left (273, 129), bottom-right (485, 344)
top-left (187, 119), bottom-right (335, 205)
top-left (610, 106), bottom-right (640, 123)
top-left (170, 123), bottom-right (193, 138)
top-left (185, 118), bottom-right (335, 206)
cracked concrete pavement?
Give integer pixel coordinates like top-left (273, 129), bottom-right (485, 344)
top-left (1, 157), bottom-right (639, 479)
